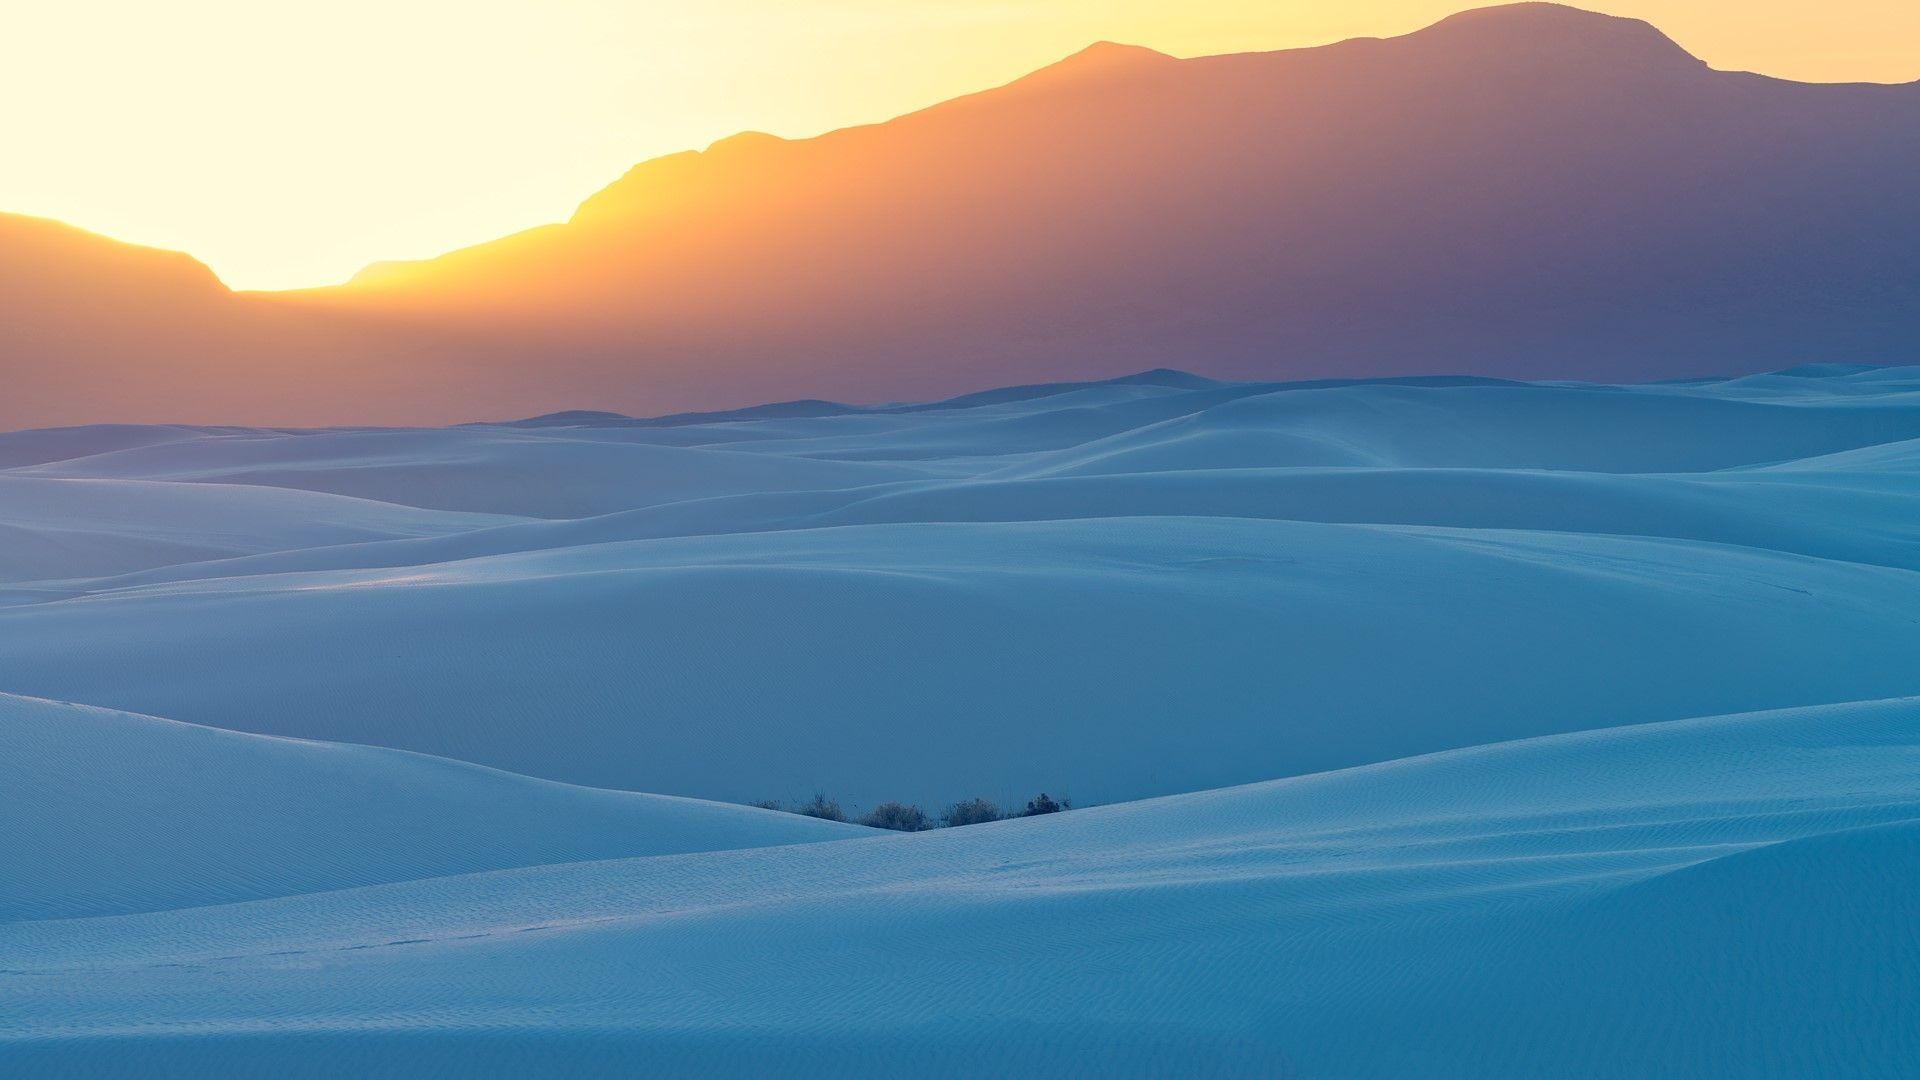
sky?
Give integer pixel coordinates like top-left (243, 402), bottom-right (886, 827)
top-left (5, 0), bottom-right (1917, 291)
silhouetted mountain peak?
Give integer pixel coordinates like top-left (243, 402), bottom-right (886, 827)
top-left (1414, 3), bottom-right (1706, 71)
top-left (705, 130), bottom-right (787, 155)
top-left (1016, 40), bottom-right (1176, 89)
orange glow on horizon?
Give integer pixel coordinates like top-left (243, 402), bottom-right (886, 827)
top-left (4, 0), bottom-right (1917, 291)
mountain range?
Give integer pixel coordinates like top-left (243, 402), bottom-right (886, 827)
top-left (6, 2), bottom-right (1919, 427)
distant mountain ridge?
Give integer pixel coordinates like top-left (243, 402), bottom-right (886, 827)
top-left (4, 2), bottom-right (1919, 427)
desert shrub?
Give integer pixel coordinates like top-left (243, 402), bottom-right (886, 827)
top-left (942, 797), bottom-right (1002, 827)
top-left (1021, 792), bottom-right (1068, 816)
top-left (793, 793), bottom-right (847, 822)
top-left (860, 801), bottom-right (932, 831)
top-left (758, 793), bottom-right (1068, 826)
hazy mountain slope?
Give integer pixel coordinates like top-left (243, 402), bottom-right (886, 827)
top-left (0, 213), bottom-right (245, 423)
top-left (0, 214), bottom-right (408, 428)
top-left (5, 696), bottom-right (1916, 1076)
top-left (0, 693), bottom-right (863, 921)
top-left (329, 1), bottom-right (1920, 409)
top-left (5, 3), bottom-right (1920, 427)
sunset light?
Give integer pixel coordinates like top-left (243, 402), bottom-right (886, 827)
top-left (9, 1), bottom-right (1920, 1073)
top-left (5, 0), bottom-right (1918, 290)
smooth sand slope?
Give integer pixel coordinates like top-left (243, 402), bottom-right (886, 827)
top-left (0, 694), bottom-right (864, 922)
top-left (4, 696), bottom-right (1917, 1076)
top-left (0, 474), bottom-right (517, 583)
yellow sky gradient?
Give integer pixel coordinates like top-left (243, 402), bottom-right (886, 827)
top-left (5, 0), bottom-right (1916, 290)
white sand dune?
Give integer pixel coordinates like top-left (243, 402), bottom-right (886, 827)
top-left (7, 365), bottom-right (1920, 1075)
top-left (0, 423), bottom-right (226, 469)
top-left (1009, 378), bottom-right (1920, 477)
top-left (0, 475), bottom-right (517, 583)
top-left (4, 695), bottom-right (1917, 1076)
top-left (9, 368), bottom-right (1920, 808)
top-left (21, 427), bottom-right (933, 518)
top-left (0, 693), bottom-right (865, 922)
top-left (8, 516), bottom-right (1920, 811)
